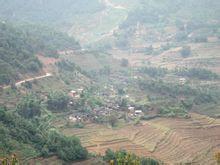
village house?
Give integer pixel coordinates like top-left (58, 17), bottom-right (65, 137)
top-left (135, 110), bottom-right (144, 116)
top-left (179, 78), bottom-right (186, 85)
top-left (57, 50), bottom-right (75, 55)
top-left (77, 88), bottom-right (84, 93)
top-left (69, 90), bottom-right (77, 98)
top-left (68, 89), bottom-right (83, 100)
top-left (69, 113), bottom-right (90, 123)
top-left (128, 106), bottom-right (135, 111)
top-left (69, 115), bottom-right (77, 122)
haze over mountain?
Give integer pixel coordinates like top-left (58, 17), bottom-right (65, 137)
top-left (0, 0), bottom-right (220, 164)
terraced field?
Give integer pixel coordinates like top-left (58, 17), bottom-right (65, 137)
top-left (110, 42), bottom-right (220, 74)
top-left (61, 113), bottom-right (220, 164)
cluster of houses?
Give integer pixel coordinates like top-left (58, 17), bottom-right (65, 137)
top-left (127, 106), bottom-right (144, 118)
top-left (67, 85), bottom-right (146, 124)
top-left (57, 50), bottom-right (75, 55)
top-left (68, 114), bottom-right (90, 123)
top-left (68, 102), bottom-right (145, 124)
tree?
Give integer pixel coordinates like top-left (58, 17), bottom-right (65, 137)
top-left (118, 88), bottom-right (126, 95)
top-left (215, 152), bottom-right (220, 165)
top-left (47, 91), bottom-right (69, 112)
top-left (46, 131), bottom-right (88, 161)
top-left (103, 149), bottom-right (159, 165)
top-left (121, 58), bottom-right (129, 67)
top-left (119, 98), bottom-right (128, 109)
top-left (23, 81), bottom-right (32, 89)
top-left (16, 95), bottom-right (41, 119)
top-left (180, 46), bottom-right (191, 58)
top-left (175, 67), bottom-right (219, 80)
top-left (108, 114), bottom-right (118, 127)
top-left (104, 148), bottom-right (115, 161)
top-left (139, 66), bottom-right (168, 77)
top-left (0, 86), bottom-right (3, 92)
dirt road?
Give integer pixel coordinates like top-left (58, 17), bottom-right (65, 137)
top-left (103, 0), bottom-right (126, 10)
top-left (2, 73), bottom-right (52, 89)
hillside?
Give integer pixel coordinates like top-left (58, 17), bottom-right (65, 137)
top-left (0, 22), bottom-right (42, 85)
top-left (110, 0), bottom-right (219, 48)
top-left (0, 22), bottom-right (80, 86)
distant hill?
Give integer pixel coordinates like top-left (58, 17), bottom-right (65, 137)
top-left (0, 0), bottom-right (104, 25)
top-left (107, 0), bottom-right (220, 50)
top-left (121, 0), bottom-right (220, 28)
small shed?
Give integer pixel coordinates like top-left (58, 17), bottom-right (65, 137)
top-left (69, 115), bottom-right (77, 122)
top-left (69, 90), bottom-right (77, 98)
top-left (128, 106), bottom-right (135, 111)
top-left (135, 110), bottom-right (143, 115)
top-left (179, 78), bottom-right (186, 85)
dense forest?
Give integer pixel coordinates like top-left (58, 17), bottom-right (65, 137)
top-left (0, 22), bottom-right (42, 85)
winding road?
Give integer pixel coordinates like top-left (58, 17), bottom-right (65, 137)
top-left (2, 73), bottom-right (52, 89)
top-left (103, 0), bottom-right (126, 10)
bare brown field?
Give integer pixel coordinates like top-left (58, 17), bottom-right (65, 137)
top-left (62, 113), bottom-right (220, 164)
top-left (37, 54), bottom-right (61, 73)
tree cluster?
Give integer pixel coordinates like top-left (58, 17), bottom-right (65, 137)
top-left (175, 68), bottom-right (219, 80)
top-left (47, 91), bottom-right (69, 112)
top-left (0, 106), bottom-right (88, 161)
top-left (104, 149), bottom-right (159, 165)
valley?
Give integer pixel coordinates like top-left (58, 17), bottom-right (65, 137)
top-left (0, 0), bottom-right (220, 164)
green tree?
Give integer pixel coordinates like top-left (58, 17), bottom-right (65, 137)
top-left (119, 98), bottom-right (128, 109)
top-left (104, 148), bottom-right (115, 161)
top-left (103, 149), bottom-right (159, 165)
top-left (180, 46), bottom-right (191, 58)
top-left (46, 131), bottom-right (88, 161)
top-left (47, 91), bottom-right (69, 112)
top-left (108, 114), bottom-right (118, 127)
top-left (16, 95), bottom-right (41, 119)
top-left (121, 58), bottom-right (129, 67)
